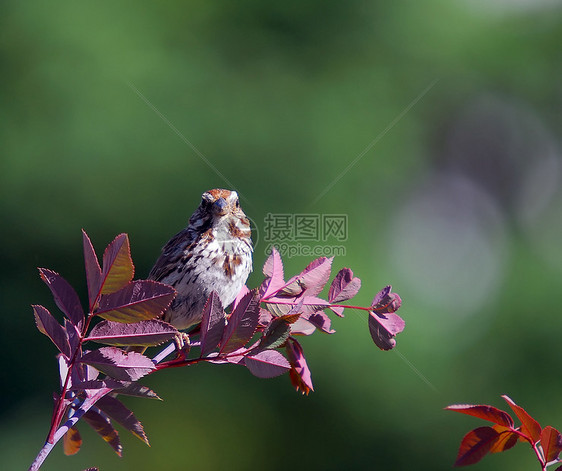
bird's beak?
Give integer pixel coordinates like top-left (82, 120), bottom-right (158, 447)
top-left (212, 197), bottom-right (228, 216)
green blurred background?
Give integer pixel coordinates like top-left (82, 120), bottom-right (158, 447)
top-left (1, 1), bottom-right (561, 470)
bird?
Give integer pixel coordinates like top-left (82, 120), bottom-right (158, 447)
top-left (149, 189), bottom-right (253, 331)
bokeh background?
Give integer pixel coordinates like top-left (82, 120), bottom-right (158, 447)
top-left (1, 1), bottom-right (561, 470)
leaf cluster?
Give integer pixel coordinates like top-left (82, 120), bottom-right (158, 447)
top-left (30, 232), bottom-right (404, 468)
top-left (446, 395), bottom-right (562, 470)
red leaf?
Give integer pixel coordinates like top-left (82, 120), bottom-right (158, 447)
top-left (245, 350), bottom-right (291, 378)
top-left (95, 280), bottom-right (176, 323)
top-left (83, 408), bottom-right (122, 456)
top-left (83, 229), bottom-right (102, 311)
top-left (454, 426), bottom-right (499, 466)
top-left (502, 395), bottom-right (542, 443)
top-left (100, 233), bottom-right (134, 295)
top-left (541, 426), bottom-right (562, 462)
top-left (489, 425), bottom-right (519, 453)
top-left (445, 404), bottom-right (515, 428)
top-left (63, 426), bottom-right (82, 456)
top-left (260, 248), bottom-right (285, 298)
top-left (38, 268), bottom-right (84, 328)
top-left (328, 268), bottom-right (361, 305)
top-left (200, 292), bottom-right (226, 357)
top-left (80, 347), bottom-right (154, 381)
top-left (33, 305), bottom-right (71, 357)
top-left (97, 396), bottom-right (149, 445)
top-left (368, 311), bottom-right (405, 350)
top-left (221, 290), bottom-right (260, 354)
top-left (286, 338), bottom-right (313, 395)
top-left (86, 319), bottom-right (178, 346)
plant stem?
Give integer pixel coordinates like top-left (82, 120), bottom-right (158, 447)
top-left (29, 388), bottom-right (112, 471)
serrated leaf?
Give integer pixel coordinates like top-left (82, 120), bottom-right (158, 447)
top-left (279, 257), bottom-right (333, 297)
top-left (87, 319), bottom-right (178, 346)
top-left (80, 347), bottom-right (154, 381)
top-left (454, 426), bottom-right (499, 466)
top-left (245, 350), bottom-right (291, 378)
top-left (33, 305), bottom-right (71, 357)
top-left (368, 311), bottom-right (405, 350)
top-left (95, 280), bottom-right (176, 323)
top-left (63, 426), bottom-right (82, 456)
top-left (65, 319), bottom-right (81, 353)
top-left (83, 230), bottom-right (102, 311)
top-left (113, 382), bottom-right (161, 401)
top-left (286, 339), bottom-right (313, 395)
top-left (231, 285), bottom-right (250, 310)
top-left (221, 290), bottom-right (260, 354)
top-left (328, 268), bottom-right (361, 305)
top-left (290, 317), bottom-right (316, 336)
top-left (200, 292), bottom-right (226, 357)
top-left (260, 316), bottom-right (292, 350)
top-left (303, 310), bottom-right (335, 334)
top-left (445, 404), bottom-right (514, 428)
top-left (97, 396), bottom-right (149, 445)
top-left (69, 379), bottom-right (125, 391)
top-left (541, 426), bottom-right (562, 462)
top-left (260, 248), bottom-right (285, 298)
top-left (100, 234), bottom-right (134, 295)
top-left (83, 409), bottom-right (122, 456)
top-left (38, 268), bottom-right (85, 327)
top-left (502, 395), bottom-right (542, 444)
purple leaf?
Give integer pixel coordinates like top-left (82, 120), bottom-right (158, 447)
top-left (65, 319), bottom-right (81, 353)
top-left (97, 396), bottom-right (149, 445)
top-left (83, 408), bottom-right (122, 456)
top-left (290, 317), bottom-right (316, 336)
top-left (260, 315), bottom-right (296, 350)
top-left (221, 290), bottom-right (260, 354)
top-left (100, 233), bottom-right (134, 295)
top-left (260, 248), bottom-right (285, 298)
top-left (83, 229), bottom-right (102, 311)
top-left (38, 268), bottom-right (84, 328)
top-left (372, 285), bottom-right (402, 314)
top-left (58, 355), bottom-right (69, 388)
top-left (86, 319), bottom-right (178, 346)
top-left (280, 257), bottom-right (333, 297)
top-left (113, 382), bottom-right (161, 400)
top-left (69, 379), bottom-right (125, 391)
top-left (368, 311), bottom-right (405, 350)
top-left (303, 310), bottom-right (335, 334)
top-left (95, 280), bottom-right (176, 323)
top-left (33, 305), bottom-right (71, 357)
top-left (231, 285), bottom-right (250, 311)
top-left (286, 338), bottom-right (314, 395)
top-left (328, 268), bottom-right (361, 305)
top-left (328, 305), bottom-right (344, 316)
top-left (264, 296), bottom-right (329, 317)
top-left (80, 347), bottom-right (155, 381)
top-left (245, 350), bottom-right (291, 378)
top-left (200, 292), bottom-right (226, 357)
